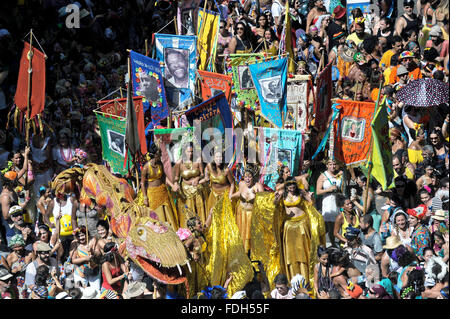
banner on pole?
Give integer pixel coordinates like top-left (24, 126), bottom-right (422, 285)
top-left (314, 62), bottom-right (333, 133)
top-left (333, 99), bottom-right (375, 166)
top-left (285, 75), bottom-right (311, 131)
top-left (249, 57), bottom-right (288, 128)
top-left (129, 50), bottom-right (169, 124)
top-left (197, 8), bottom-right (220, 71)
top-left (198, 70), bottom-right (232, 103)
top-left (155, 34), bottom-right (197, 109)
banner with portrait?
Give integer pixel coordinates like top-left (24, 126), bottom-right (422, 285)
top-left (285, 75), bottom-right (311, 131)
top-left (333, 99), bottom-right (375, 166)
top-left (197, 8), bottom-right (220, 72)
top-left (198, 70), bottom-right (232, 103)
top-left (178, 0), bottom-right (202, 35)
top-left (94, 112), bottom-right (130, 175)
top-left (155, 34), bottom-right (197, 109)
top-left (258, 127), bottom-right (303, 191)
top-left (96, 96), bottom-right (147, 156)
top-left (248, 57), bottom-right (288, 129)
top-left (226, 53), bottom-right (264, 111)
top-left (314, 62), bottom-right (333, 133)
top-left (129, 50), bottom-right (169, 125)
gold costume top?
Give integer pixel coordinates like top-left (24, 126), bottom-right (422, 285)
top-left (283, 197), bottom-right (301, 208)
top-left (210, 172), bottom-right (228, 185)
top-left (147, 164), bottom-right (163, 182)
top-left (181, 168), bottom-right (201, 180)
top-left (240, 195), bottom-right (255, 205)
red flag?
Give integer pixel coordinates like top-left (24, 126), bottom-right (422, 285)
top-left (14, 42), bottom-right (46, 119)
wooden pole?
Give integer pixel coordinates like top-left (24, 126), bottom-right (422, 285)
top-left (25, 29), bottom-right (33, 148)
top-left (145, 39), bottom-right (149, 56)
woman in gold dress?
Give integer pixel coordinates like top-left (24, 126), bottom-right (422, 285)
top-left (172, 143), bottom-right (206, 229)
top-left (140, 143), bottom-right (178, 230)
top-left (203, 149), bottom-right (235, 213)
top-left (275, 176), bottom-right (312, 283)
top-left (230, 165), bottom-right (264, 254)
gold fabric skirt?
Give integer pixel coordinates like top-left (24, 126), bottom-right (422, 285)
top-left (282, 213), bottom-right (311, 282)
top-left (206, 187), bottom-right (226, 214)
top-left (146, 184), bottom-right (179, 230)
top-left (236, 202), bottom-right (253, 253)
top-left (177, 181), bottom-right (207, 229)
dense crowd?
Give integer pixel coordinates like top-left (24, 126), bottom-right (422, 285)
top-left (0, 0), bottom-right (448, 300)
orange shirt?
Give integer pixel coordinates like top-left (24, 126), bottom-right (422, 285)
top-left (391, 67), bottom-right (422, 83)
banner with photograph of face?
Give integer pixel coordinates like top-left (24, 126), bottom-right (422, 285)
top-left (285, 75), bottom-right (311, 131)
top-left (198, 70), bottom-right (232, 103)
top-left (248, 57), bottom-right (288, 128)
top-left (226, 53), bottom-right (264, 111)
top-left (155, 34), bottom-right (197, 109)
top-left (129, 50), bottom-right (169, 125)
top-left (258, 127), bottom-right (303, 191)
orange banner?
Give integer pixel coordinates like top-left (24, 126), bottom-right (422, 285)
top-left (14, 42), bottom-right (46, 119)
top-left (198, 70), bottom-right (232, 104)
top-left (333, 99), bottom-right (375, 166)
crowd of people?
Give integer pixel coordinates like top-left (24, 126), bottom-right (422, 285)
top-left (0, 0), bottom-right (449, 300)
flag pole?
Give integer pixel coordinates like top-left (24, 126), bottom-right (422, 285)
top-left (362, 81), bottom-right (383, 215)
top-left (25, 29), bottom-right (33, 148)
top-left (145, 39), bottom-right (149, 56)
top-left (127, 56), bottom-right (140, 193)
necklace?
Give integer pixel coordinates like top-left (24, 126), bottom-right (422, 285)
top-left (184, 161), bottom-right (193, 170)
top-left (60, 147), bottom-right (73, 163)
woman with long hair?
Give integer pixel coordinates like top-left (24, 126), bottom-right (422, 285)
top-left (140, 143), bottom-right (178, 230)
top-left (172, 142), bottom-right (206, 229)
top-left (228, 21), bottom-right (254, 54)
top-left (274, 177), bottom-right (312, 282)
top-left (100, 242), bottom-right (130, 297)
top-left (313, 246), bottom-right (334, 297)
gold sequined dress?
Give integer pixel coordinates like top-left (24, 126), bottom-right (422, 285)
top-left (177, 166), bottom-right (207, 228)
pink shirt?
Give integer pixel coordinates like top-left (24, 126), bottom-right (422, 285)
top-left (426, 40), bottom-right (449, 57)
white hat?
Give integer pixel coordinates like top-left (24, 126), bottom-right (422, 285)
top-left (81, 286), bottom-right (99, 299)
top-left (123, 281), bottom-right (147, 299)
top-left (230, 290), bottom-right (247, 299)
top-left (429, 25), bottom-right (442, 37)
top-left (0, 267), bottom-right (13, 281)
top-left (56, 291), bottom-right (72, 299)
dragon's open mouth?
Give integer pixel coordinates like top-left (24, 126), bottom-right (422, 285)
top-left (136, 255), bottom-right (189, 285)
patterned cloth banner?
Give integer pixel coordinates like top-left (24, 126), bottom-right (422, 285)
top-left (333, 99), bottom-right (375, 166)
top-left (226, 53), bottom-right (264, 111)
top-left (155, 34), bottom-right (197, 109)
top-left (346, 0), bottom-right (371, 30)
top-left (370, 98), bottom-right (394, 190)
top-left (198, 70), bottom-right (232, 103)
top-left (285, 75), bottom-right (311, 131)
top-left (249, 57), bottom-right (288, 128)
top-left (314, 62), bottom-right (333, 133)
top-left (197, 8), bottom-right (220, 72)
top-left (129, 50), bottom-right (169, 124)
top-left (94, 112), bottom-right (131, 175)
top-left (96, 97), bottom-right (147, 156)
top-left (184, 92), bottom-right (233, 140)
top-left (258, 127), bottom-right (303, 191)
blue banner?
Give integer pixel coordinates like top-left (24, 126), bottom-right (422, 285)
top-left (129, 50), bottom-right (169, 125)
top-left (154, 34), bottom-right (197, 109)
top-left (248, 58), bottom-right (288, 128)
top-left (259, 127), bottom-right (303, 191)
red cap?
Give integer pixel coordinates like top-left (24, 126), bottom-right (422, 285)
top-left (333, 5), bottom-right (346, 19)
top-left (407, 204), bottom-right (428, 220)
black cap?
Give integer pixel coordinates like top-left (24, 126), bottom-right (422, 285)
top-left (404, 0), bottom-right (414, 7)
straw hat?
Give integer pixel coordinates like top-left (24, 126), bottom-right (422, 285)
top-left (81, 286), bottom-right (99, 299)
top-left (339, 45), bottom-right (357, 63)
top-left (123, 281), bottom-right (147, 299)
top-left (431, 210), bottom-right (447, 221)
top-left (383, 235), bottom-right (403, 250)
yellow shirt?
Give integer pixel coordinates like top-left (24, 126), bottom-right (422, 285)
top-left (380, 49), bottom-right (395, 69)
top-left (346, 32), bottom-right (370, 47)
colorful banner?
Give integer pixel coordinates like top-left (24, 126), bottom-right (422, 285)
top-left (346, 0), bottom-right (371, 29)
top-left (249, 57), bottom-right (288, 128)
top-left (179, 0), bottom-right (202, 35)
top-left (258, 127), bottom-right (303, 191)
top-left (94, 112), bottom-right (131, 175)
top-left (226, 53), bottom-right (264, 110)
top-left (197, 8), bottom-right (220, 72)
top-left (14, 42), bottom-right (46, 119)
top-left (198, 70), bottom-right (232, 103)
top-left (184, 92), bottom-right (233, 139)
top-left (96, 97), bottom-right (147, 155)
top-left (154, 34), bottom-right (197, 109)
top-left (129, 50), bottom-right (169, 124)
top-left (314, 62), bottom-right (333, 133)
top-left (370, 98), bottom-right (394, 190)
top-left (333, 99), bottom-right (375, 166)
top-left (285, 75), bottom-right (311, 131)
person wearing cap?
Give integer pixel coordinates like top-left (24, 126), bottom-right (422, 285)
top-left (33, 221), bottom-right (64, 264)
top-left (327, 5), bottom-right (347, 49)
top-left (343, 226), bottom-right (377, 279)
top-left (346, 17), bottom-right (371, 47)
top-left (408, 205), bottom-right (432, 260)
top-left (426, 25), bottom-right (449, 61)
top-left (394, 0), bottom-right (420, 39)
top-left (0, 265), bottom-right (18, 299)
top-left (5, 205), bottom-right (35, 251)
top-left (395, 50), bottom-right (423, 82)
top-left (24, 241), bottom-right (60, 290)
top-left (393, 64), bottom-right (410, 91)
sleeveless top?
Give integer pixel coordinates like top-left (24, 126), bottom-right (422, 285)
top-left (52, 197), bottom-right (73, 220)
top-left (181, 168), bottom-right (200, 180)
top-left (341, 210), bottom-right (360, 236)
top-left (102, 265), bottom-right (123, 291)
top-left (401, 14), bottom-right (420, 35)
top-left (321, 171), bottom-right (342, 221)
top-left (284, 196), bottom-right (302, 208)
top-left (317, 263), bottom-right (335, 292)
top-left (210, 171), bottom-right (228, 185)
top-left (235, 36), bottom-right (253, 53)
top-left (30, 137), bottom-right (50, 164)
top-left (147, 164), bottom-right (163, 182)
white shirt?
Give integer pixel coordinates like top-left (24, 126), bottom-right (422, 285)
top-left (24, 258), bottom-right (59, 287)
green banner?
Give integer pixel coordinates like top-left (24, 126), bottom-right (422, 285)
top-left (226, 53), bottom-right (263, 111)
top-left (370, 98), bottom-right (394, 190)
top-left (95, 112), bottom-right (131, 175)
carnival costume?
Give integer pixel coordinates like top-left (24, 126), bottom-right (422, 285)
top-left (235, 184), bottom-right (259, 253)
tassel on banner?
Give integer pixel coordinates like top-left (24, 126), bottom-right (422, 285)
top-left (37, 114), bottom-right (44, 136)
top-left (14, 107), bottom-right (20, 130)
